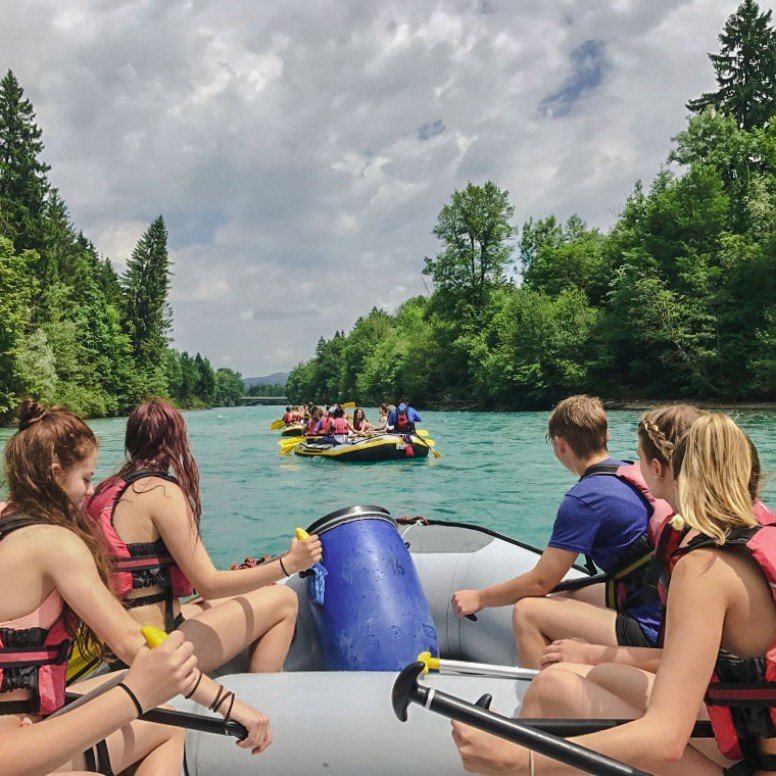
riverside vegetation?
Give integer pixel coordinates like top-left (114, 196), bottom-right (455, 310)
top-left (287, 0), bottom-right (776, 410)
top-left (0, 76), bottom-right (244, 422)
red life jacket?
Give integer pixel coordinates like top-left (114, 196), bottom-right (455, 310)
top-left (581, 462), bottom-right (673, 612)
top-left (282, 412), bottom-right (292, 424)
top-left (318, 416), bottom-right (333, 435)
top-left (332, 417), bottom-right (349, 435)
top-left (86, 471), bottom-right (194, 630)
top-left (306, 418), bottom-right (319, 435)
top-left (0, 517), bottom-right (72, 717)
top-left (651, 500), bottom-right (776, 641)
top-left (665, 523), bottom-right (776, 766)
top-left (395, 408), bottom-right (411, 431)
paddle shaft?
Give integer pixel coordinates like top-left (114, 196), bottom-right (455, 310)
top-left (63, 691), bottom-right (247, 739)
top-left (435, 658), bottom-right (538, 681)
top-left (418, 685), bottom-right (650, 776)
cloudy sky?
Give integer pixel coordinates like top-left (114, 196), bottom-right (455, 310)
top-left (0, 0), bottom-right (757, 376)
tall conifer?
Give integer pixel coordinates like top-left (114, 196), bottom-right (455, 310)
top-left (687, 0), bottom-right (776, 129)
top-left (0, 70), bottom-right (50, 252)
top-left (121, 215), bottom-right (171, 394)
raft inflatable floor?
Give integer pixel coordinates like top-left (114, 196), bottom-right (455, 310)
top-left (182, 671), bottom-right (527, 775)
top-left (294, 434), bottom-right (430, 461)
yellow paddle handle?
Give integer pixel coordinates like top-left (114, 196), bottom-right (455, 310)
top-left (416, 650), bottom-right (440, 675)
top-left (295, 527), bottom-right (310, 540)
top-left (141, 625), bottom-right (168, 649)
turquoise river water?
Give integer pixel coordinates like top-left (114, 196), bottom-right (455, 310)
top-left (2, 405), bottom-right (775, 567)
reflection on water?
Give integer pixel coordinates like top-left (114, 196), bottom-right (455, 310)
top-left (2, 406), bottom-right (775, 566)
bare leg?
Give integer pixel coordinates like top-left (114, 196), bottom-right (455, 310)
top-left (521, 664), bottom-right (732, 772)
top-left (63, 720), bottom-right (184, 774)
top-left (513, 596), bottom-right (619, 668)
top-left (179, 584), bottom-right (298, 673)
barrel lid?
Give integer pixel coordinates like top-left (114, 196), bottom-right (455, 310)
top-left (306, 504), bottom-right (395, 536)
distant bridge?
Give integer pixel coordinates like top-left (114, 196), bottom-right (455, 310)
top-left (238, 396), bottom-right (287, 406)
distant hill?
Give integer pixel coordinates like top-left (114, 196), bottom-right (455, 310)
top-left (243, 372), bottom-right (289, 389)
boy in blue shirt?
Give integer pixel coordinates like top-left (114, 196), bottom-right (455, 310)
top-left (451, 395), bottom-right (662, 667)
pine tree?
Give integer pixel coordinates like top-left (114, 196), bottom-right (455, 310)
top-left (121, 216), bottom-right (171, 395)
top-left (687, 0), bottom-right (776, 129)
top-left (0, 70), bottom-right (50, 252)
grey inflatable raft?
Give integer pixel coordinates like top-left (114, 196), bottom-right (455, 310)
top-left (181, 520), bottom-right (586, 775)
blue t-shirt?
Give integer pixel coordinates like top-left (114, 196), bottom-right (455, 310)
top-left (548, 458), bottom-right (661, 641)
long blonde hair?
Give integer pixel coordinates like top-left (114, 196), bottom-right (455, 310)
top-left (672, 414), bottom-right (755, 544)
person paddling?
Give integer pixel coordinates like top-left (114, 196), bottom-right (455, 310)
top-left (453, 413), bottom-right (776, 775)
top-left (451, 395), bottom-right (668, 667)
top-left (0, 399), bottom-right (272, 774)
top-left (86, 398), bottom-right (322, 675)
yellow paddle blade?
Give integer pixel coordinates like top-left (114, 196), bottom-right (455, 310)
top-left (295, 527), bottom-right (310, 540)
top-left (278, 436), bottom-right (306, 455)
top-left (342, 402), bottom-right (356, 410)
top-left (141, 625), bottom-right (168, 648)
top-left (415, 429), bottom-right (429, 437)
top-left (270, 419), bottom-right (285, 430)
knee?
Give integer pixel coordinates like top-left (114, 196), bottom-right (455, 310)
top-left (513, 596), bottom-right (542, 630)
top-left (276, 584), bottom-right (298, 618)
top-left (522, 666), bottom-right (580, 714)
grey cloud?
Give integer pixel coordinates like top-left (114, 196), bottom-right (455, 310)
top-left (0, 0), bottom-right (741, 373)
top-left (418, 119), bottom-right (446, 141)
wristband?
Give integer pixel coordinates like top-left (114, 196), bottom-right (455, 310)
top-left (184, 670), bottom-right (203, 700)
top-left (278, 555), bottom-right (290, 577)
top-left (117, 682), bottom-right (144, 717)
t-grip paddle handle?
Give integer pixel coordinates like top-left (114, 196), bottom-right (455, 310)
top-left (295, 527), bottom-right (314, 578)
top-left (390, 662), bottom-right (652, 776)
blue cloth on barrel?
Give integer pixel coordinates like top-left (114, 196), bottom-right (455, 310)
top-left (309, 562), bottom-right (327, 605)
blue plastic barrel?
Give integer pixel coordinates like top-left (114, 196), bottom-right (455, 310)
top-left (305, 505), bottom-right (438, 671)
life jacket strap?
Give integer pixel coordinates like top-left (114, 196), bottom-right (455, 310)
top-left (705, 682), bottom-right (776, 707)
top-left (114, 554), bottom-right (176, 573)
top-left (0, 640), bottom-right (71, 668)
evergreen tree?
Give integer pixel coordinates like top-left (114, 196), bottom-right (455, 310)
top-left (0, 237), bottom-right (36, 419)
top-left (121, 216), bottom-right (171, 395)
top-left (0, 70), bottom-right (50, 252)
top-left (687, 0), bottom-right (776, 129)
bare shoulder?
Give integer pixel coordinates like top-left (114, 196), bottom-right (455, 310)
top-left (672, 545), bottom-right (748, 590)
top-left (127, 475), bottom-right (186, 507)
top-left (4, 523), bottom-right (92, 563)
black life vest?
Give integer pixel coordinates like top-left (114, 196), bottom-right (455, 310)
top-left (580, 462), bottom-right (672, 615)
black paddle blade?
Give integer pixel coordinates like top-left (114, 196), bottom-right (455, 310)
top-left (391, 662), bottom-right (427, 722)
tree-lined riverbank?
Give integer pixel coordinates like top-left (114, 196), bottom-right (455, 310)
top-left (288, 1), bottom-right (776, 409)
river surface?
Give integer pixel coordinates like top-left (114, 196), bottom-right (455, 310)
top-left (2, 406), bottom-right (775, 566)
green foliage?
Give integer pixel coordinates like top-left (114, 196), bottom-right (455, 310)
top-left (0, 238), bottom-right (36, 419)
top-left (215, 368), bottom-right (244, 407)
top-left (423, 181), bottom-right (515, 320)
top-left (121, 216), bottom-right (171, 396)
top-left (0, 71), bottom-right (244, 422)
top-left (0, 71), bottom-right (49, 254)
top-left (246, 383), bottom-right (286, 397)
top-left (687, 0), bottom-right (776, 130)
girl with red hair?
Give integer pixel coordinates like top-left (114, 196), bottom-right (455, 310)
top-left (87, 398), bottom-right (321, 674)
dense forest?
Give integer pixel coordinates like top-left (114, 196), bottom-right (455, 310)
top-left (0, 73), bottom-right (245, 421)
top-left (288, 0), bottom-right (776, 409)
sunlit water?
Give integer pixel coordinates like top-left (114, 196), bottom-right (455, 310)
top-left (2, 406), bottom-right (775, 566)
